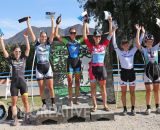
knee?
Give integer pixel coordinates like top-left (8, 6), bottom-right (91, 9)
top-left (130, 91), bottom-right (135, 96)
top-left (75, 79), bottom-right (80, 84)
top-left (68, 79), bottom-right (72, 85)
top-left (146, 89), bottom-right (152, 94)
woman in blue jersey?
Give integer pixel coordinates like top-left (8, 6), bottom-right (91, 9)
top-left (112, 25), bottom-right (145, 115)
top-left (25, 17), bottom-right (55, 110)
top-left (55, 18), bottom-right (83, 106)
top-left (136, 25), bottom-right (160, 115)
top-left (0, 31), bottom-right (30, 126)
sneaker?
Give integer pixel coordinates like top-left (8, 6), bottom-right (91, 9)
top-left (122, 109), bottom-right (127, 116)
top-left (23, 113), bottom-right (31, 124)
top-left (156, 107), bottom-right (160, 114)
top-left (75, 98), bottom-right (80, 105)
top-left (49, 104), bottom-right (56, 111)
top-left (40, 104), bottom-right (47, 111)
top-left (11, 115), bottom-right (18, 126)
top-left (145, 109), bottom-right (151, 115)
top-left (68, 99), bottom-right (73, 107)
top-left (131, 109), bottom-right (136, 116)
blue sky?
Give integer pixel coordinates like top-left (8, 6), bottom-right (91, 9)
top-left (0, 0), bottom-right (95, 38)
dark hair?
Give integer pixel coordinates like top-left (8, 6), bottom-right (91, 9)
top-left (69, 27), bottom-right (76, 33)
top-left (121, 40), bottom-right (129, 45)
top-left (12, 44), bottom-right (21, 51)
top-left (40, 31), bottom-right (48, 37)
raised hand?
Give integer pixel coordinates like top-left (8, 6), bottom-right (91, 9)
top-left (141, 26), bottom-right (145, 33)
top-left (23, 30), bottom-right (28, 38)
top-left (135, 24), bottom-right (141, 31)
top-left (108, 16), bottom-right (112, 23)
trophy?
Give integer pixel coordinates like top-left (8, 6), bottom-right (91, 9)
top-left (0, 28), bottom-right (4, 36)
top-left (56, 14), bottom-right (61, 24)
top-left (45, 12), bottom-right (55, 19)
top-left (156, 18), bottom-right (160, 27)
top-left (104, 11), bottom-right (111, 20)
top-left (112, 20), bottom-right (118, 29)
top-left (18, 16), bottom-right (31, 23)
top-left (77, 11), bottom-right (89, 23)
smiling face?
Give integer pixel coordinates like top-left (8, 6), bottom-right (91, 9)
top-left (93, 36), bottom-right (101, 45)
top-left (69, 28), bottom-right (77, 41)
top-left (40, 32), bottom-right (48, 44)
top-left (121, 41), bottom-right (129, 51)
top-left (13, 47), bottom-right (21, 60)
top-left (145, 39), bottom-right (154, 48)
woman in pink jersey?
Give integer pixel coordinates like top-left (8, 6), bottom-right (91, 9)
top-left (83, 16), bottom-right (114, 112)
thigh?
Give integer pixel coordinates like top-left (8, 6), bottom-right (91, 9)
top-left (153, 83), bottom-right (160, 91)
top-left (11, 96), bottom-right (18, 106)
top-left (45, 65), bottom-right (53, 79)
top-left (10, 83), bottom-right (19, 96)
top-left (121, 85), bottom-right (127, 92)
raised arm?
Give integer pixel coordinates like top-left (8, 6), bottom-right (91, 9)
top-left (108, 16), bottom-right (113, 36)
top-left (26, 18), bottom-right (36, 43)
top-left (112, 29), bottom-right (118, 49)
top-left (83, 21), bottom-right (88, 39)
top-left (23, 30), bottom-right (30, 57)
top-left (139, 26), bottom-right (145, 44)
top-left (135, 24), bottom-right (142, 49)
top-left (49, 16), bottom-right (54, 43)
top-left (0, 36), bottom-right (9, 58)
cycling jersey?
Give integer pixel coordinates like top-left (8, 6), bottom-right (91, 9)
top-left (6, 55), bottom-right (28, 96)
top-left (112, 32), bottom-right (143, 69)
top-left (61, 37), bottom-right (83, 74)
top-left (140, 43), bottom-right (160, 84)
top-left (35, 41), bottom-right (51, 63)
top-left (84, 35), bottom-right (111, 81)
top-left (141, 44), bottom-right (159, 64)
top-left (84, 35), bottom-right (112, 66)
top-left (35, 40), bottom-right (53, 80)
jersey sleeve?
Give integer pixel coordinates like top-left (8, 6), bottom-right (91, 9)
top-left (130, 46), bottom-right (138, 54)
top-left (6, 56), bottom-right (12, 65)
top-left (34, 39), bottom-right (40, 47)
top-left (61, 37), bottom-right (68, 45)
top-left (84, 38), bottom-right (93, 50)
top-left (102, 35), bottom-right (112, 47)
top-left (78, 37), bottom-right (84, 44)
top-left (152, 43), bottom-right (160, 51)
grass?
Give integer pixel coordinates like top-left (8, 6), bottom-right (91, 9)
top-left (0, 90), bottom-right (157, 110)
top-left (115, 90), bottom-right (155, 109)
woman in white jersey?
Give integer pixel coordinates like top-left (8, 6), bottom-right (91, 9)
top-left (113, 25), bottom-right (145, 115)
top-left (136, 25), bottom-right (160, 115)
top-left (25, 17), bottom-right (55, 110)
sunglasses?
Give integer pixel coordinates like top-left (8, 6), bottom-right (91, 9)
top-left (95, 36), bottom-right (101, 38)
top-left (70, 32), bottom-right (76, 35)
top-left (15, 51), bottom-right (21, 53)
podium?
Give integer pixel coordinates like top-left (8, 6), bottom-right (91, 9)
top-left (61, 103), bottom-right (90, 123)
top-left (90, 109), bottom-right (115, 121)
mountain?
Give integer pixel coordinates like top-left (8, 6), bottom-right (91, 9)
top-left (5, 24), bottom-right (94, 44)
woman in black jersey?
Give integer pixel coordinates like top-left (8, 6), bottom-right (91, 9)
top-left (0, 31), bottom-right (30, 126)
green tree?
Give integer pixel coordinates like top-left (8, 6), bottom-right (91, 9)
top-left (78, 0), bottom-right (160, 42)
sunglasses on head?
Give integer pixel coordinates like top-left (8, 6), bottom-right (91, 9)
top-left (70, 32), bottom-right (76, 35)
